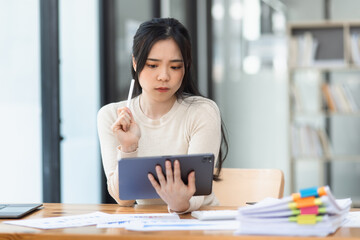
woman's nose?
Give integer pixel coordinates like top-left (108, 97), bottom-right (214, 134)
top-left (157, 67), bottom-right (170, 81)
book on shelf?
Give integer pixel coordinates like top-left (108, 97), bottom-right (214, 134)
top-left (321, 83), bottom-right (359, 113)
top-left (317, 129), bottom-right (332, 158)
top-left (350, 32), bottom-right (360, 65)
top-left (330, 84), bottom-right (351, 113)
top-left (290, 32), bottom-right (319, 67)
top-left (291, 125), bottom-right (331, 158)
top-left (321, 84), bottom-right (337, 112)
top-left (235, 186), bottom-right (352, 237)
top-left (342, 82), bottom-right (359, 112)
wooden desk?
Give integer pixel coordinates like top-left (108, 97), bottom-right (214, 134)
top-left (0, 203), bottom-right (359, 240)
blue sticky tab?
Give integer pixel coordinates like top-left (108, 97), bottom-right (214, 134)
top-left (300, 187), bottom-right (319, 198)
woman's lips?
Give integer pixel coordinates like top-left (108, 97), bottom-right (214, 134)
top-left (155, 87), bottom-right (170, 92)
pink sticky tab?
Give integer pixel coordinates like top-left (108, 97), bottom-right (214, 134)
top-left (301, 206), bottom-right (319, 215)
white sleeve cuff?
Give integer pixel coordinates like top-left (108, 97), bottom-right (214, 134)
top-left (117, 145), bottom-right (138, 159)
top-left (167, 205), bottom-right (188, 215)
top-left (167, 196), bottom-right (205, 214)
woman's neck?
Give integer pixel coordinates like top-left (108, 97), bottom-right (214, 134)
top-left (139, 94), bottom-right (177, 120)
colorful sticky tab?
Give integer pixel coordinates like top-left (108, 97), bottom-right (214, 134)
top-left (314, 198), bottom-right (322, 206)
top-left (292, 192), bottom-right (301, 201)
top-left (289, 202), bottom-right (297, 209)
top-left (300, 206), bottom-right (318, 215)
top-left (289, 215), bottom-right (323, 224)
top-left (295, 196), bottom-right (316, 208)
top-left (291, 206), bottom-right (327, 215)
top-left (300, 187), bottom-right (319, 198)
top-left (318, 186), bottom-right (327, 196)
top-left (289, 197), bottom-right (323, 209)
top-left (292, 186), bottom-right (328, 201)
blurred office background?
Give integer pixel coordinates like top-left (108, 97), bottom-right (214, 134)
top-left (1, 0), bottom-right (359, 204)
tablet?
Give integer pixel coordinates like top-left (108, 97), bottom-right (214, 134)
top-left (0, 203), bottom-right (43, 219)
top-left (118, 153), bottom-right (214, 200)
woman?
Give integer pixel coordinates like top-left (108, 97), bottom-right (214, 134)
top-left (97, 18), bottom-right (228, 213)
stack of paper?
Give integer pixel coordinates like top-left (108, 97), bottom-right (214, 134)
top-left (235, 186), bottom-right (352, 237)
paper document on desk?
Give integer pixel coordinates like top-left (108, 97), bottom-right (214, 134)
top-left (4, 212), bottom-right (179, 230)
top-left (97, 213), bottom-right (180, 228)
top-left (3, 211), bottom-right (111, 229)
top-left (124, 219), bottom-right (240, 231)
top-left (235, 186), bottom-right (352, 237)
top-left (342, 211), bottom-right (360, 227)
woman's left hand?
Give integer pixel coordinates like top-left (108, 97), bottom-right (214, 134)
top-left (148, 160), bottom-right (196, 213)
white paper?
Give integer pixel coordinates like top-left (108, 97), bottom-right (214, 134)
top-left (342, 212), bottom-right (360, 227)
top-left (235, 215), bottom-right (344, 237)
top-left (125, 219), bottom-right (240, 231)
top-left (97, 213), bottom-right (180, 228)
top-left (3, 211), bottom-right (110, 229)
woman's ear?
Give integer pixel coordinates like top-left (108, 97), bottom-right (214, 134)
top-left (132, 56), bottom-right (137, 72)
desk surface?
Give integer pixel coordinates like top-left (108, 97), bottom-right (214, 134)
top-left (0, 203), bottom-right (359, 240)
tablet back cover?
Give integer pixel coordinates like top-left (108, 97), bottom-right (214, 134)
top-left (118, 153), bottom-right (214, 200)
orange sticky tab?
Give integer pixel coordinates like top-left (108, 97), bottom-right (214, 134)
top-left (318, 186), bottom-right (327, 196)
top-left (295, 196), bottom-right (315, 208)
top-left (292, 192), bottom-right (301, 201)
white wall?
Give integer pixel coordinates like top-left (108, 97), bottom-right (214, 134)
top-left (0, 0), bottom-right (42, 203)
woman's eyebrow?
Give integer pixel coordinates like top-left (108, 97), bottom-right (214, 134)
top-left (147, 58), bottom-right (183, 63)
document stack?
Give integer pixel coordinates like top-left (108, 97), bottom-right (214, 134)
top-left (236, 186), bottom-right (352, 237)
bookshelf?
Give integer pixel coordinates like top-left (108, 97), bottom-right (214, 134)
top-left (288, 21), bottom-right (360, 206)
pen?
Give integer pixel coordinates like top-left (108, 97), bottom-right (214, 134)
top-left (127, 79), bottom-right (135, 108)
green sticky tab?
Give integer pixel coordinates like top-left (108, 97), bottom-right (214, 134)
top-left (314, 198), bottom-right (322, 205)
top-left (289, 202), bottom-right (297, 209)
top-left (318, 207), bottom-right (326, 214)
top-left (291, 209), bottom-right (300, 215)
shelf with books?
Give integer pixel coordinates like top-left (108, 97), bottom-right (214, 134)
top-left (290, 81), bottom-right (360, 115)
top-left (288, 22), bottom-right (360, 69)
top-left (288, 21), bottom-right (360, 196)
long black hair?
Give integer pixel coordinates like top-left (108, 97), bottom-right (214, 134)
top-left (131, 18), bottom-right (228, 181)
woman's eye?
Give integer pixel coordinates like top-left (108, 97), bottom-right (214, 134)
top-left (171, 66), bottom-right (183, 70)
top-left (147, 64), bottom-right (157, 68)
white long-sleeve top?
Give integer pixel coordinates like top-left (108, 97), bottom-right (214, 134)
top-left (97, 95), bottom-right (221, 213)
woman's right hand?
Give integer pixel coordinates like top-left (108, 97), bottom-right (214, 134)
top-left (111, 107), bottom-right (141, 152)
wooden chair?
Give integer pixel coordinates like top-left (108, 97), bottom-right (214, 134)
top-left (213, 168), bottom-right (285, 206)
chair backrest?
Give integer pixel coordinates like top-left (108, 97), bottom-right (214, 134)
top-left (213, 168), bottom-right (285, 206)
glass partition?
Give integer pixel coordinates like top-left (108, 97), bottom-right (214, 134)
top-left (59, 0), bottom-right (100, 203)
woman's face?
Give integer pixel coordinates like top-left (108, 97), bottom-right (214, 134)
top-left (134, 38), bottom-right (185, 104)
